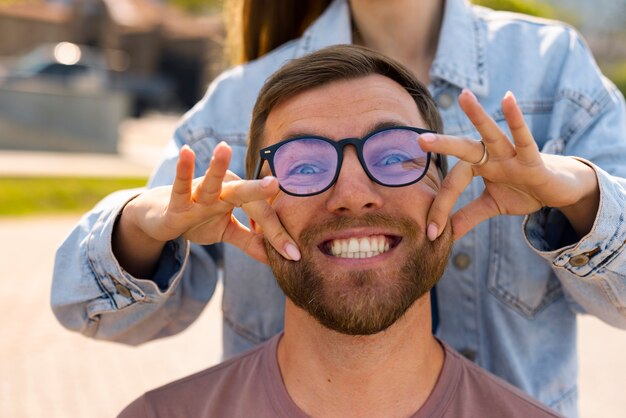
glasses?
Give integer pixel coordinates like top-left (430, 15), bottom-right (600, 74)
top-left (254, 126), bottom-right (435, 197)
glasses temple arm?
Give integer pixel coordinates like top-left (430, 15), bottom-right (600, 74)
top-left (253, 157), bottom-right (264, 180)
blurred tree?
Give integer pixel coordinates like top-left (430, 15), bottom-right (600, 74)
top-left (472, 0), bottom-right (558, 17)
top-left (169, 0), bottom-right (222, 13)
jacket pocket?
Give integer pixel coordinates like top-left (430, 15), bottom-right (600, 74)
top-left (487, 215), bottom-right (563, 318)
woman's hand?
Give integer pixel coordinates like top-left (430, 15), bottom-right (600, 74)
top-left (419, 89), bottom-right (600, 241)
top-left (123, 142), bottom-right (300, 266)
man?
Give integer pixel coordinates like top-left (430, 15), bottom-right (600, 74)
top-left (118, 45), bottom-right (561, 417)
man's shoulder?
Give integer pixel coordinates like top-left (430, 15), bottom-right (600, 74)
top-left (442, 345), bottom-right (563, 417)
top-left (118, 337), bottom-right (277, 417)
top-left (152, 340), bottom-right (267, 392)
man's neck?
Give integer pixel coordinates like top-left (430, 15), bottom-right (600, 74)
top-left (349, 0), bottom-right (445, 84)
top-left (278, 298), bottom-right (444, 418)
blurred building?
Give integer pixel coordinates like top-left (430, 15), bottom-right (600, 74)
top-left (0, 0), bottom-right (225, 109)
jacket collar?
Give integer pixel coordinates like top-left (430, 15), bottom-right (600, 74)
top-left (295, 0), bottom-right (489, 96)
top-left (294, 0), bottom-right (352, 58)
top-left (430, 0), bottom-right (489, 96)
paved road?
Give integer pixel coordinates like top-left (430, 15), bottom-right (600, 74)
top-left (0, 216), bottom-right (222, 418)
top-left (1, 215), bottom-right (626, 417)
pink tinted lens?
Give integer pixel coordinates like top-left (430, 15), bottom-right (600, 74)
top-left (363, 129), bottom-right (428, 185)
top-left (273, 138), bottom-right (338, 195)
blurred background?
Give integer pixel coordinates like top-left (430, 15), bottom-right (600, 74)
top-left (0, 1), bottom-right (625, 417)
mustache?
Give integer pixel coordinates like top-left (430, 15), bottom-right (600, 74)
top-left (298, 212), bottom-right (421, 247)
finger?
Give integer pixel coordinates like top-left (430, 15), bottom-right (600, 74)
top-left (170, 145), bottom-right (195, 208)
top-left (501, 92), bottom-right (541, 166)
top-left (450, 192), bottom-right (501, 240)
top-left (420, 133), bottom-right (487, 165)
top-left (220, 176), bottom-right (280, 208)
top-left (458, 89), bottom-right (514, 158)
top-left (221, 216), bottom-right (270, 264)
top-left (242, 199), bottom-right (301, 261)
top-left (426, 161), bottom-right (474, 241)
top-left (193, 142), bottom-right (232, 204)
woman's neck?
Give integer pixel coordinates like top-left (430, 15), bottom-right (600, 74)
top-left (349, 0), bottom-right (445, 83)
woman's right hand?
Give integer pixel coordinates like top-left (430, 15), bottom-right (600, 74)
top-left (121, 142), bottom-right (300, 269)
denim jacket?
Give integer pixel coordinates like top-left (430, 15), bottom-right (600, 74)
top-left (52, 0), bottom-right (626, 416)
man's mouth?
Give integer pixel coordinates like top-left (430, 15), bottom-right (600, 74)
top-left (321, 235), bottom-right (401, 259)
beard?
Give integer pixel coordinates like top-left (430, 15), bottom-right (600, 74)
top-left (265, 212), bottom-right (452, 336)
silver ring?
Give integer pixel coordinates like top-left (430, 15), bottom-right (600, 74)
top-left (472, 140), bottom-right (489, 167)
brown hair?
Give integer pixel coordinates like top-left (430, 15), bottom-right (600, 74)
top-left (224, 0), bottom-right (333, 66)
top-left (245, 44), bottom-right (446, 179)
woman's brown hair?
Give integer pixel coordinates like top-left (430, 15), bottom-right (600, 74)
top-left (224, 0), bottom-right (333, 66)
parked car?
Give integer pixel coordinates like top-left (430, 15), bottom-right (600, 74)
top-left (0, 42), bottom-right (177, 116)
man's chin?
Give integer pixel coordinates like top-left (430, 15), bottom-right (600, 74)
top-left (306, 270), bottom-right (418, 335)
top-left (264, 215), bottom-right (453, 336)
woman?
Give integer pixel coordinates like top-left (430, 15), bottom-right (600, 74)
top-left (52, 1), bottom-right (626, 416)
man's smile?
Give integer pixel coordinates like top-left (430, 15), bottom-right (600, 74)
top-left (319, 233), bottom-right (402, 259)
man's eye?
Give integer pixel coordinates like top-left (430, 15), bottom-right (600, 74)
top-left (375, 154), bottom-right (411, 167)
top-left (289, 163), bottom-right (326, 175)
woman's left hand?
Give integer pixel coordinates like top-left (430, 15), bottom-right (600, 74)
top-left (419, 89), bottom-right (600, 241)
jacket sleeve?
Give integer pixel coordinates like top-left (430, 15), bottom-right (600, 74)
top-left (50, 138), bottom-right (220, 345)
top-left (523, 28), bottom-right (626, 328)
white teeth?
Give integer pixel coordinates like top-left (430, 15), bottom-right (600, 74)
top-left (332, 240), bottom-right (341, 256)
top-left (328, 235), bottom-right (392, 258)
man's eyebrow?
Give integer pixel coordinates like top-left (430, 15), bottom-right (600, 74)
top-left (280, 120), bottom-right (413, 140)
top-left (367, 120), bottom-right (409, 133)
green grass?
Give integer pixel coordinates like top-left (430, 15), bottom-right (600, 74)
top-left (0, 177), bottom-right (147, 217)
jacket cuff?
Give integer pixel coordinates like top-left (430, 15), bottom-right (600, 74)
top-left (524, 159), bottom-right (626, 277)
top-left (86, 190), bottom-right (190, 311)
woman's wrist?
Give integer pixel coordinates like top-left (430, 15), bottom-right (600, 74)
top-left (556, 160), bottom-right (600, 238)
top-left (113, 199), bottom-right (167, 278)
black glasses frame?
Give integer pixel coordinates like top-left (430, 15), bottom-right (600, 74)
top-left (253, 126), bottom-right (436, 197)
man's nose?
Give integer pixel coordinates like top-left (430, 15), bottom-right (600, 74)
top-left (325, 146), bottom-right (384, 215)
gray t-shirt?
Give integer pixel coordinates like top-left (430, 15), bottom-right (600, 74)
top-left (119, 334), bottom-right (562, 417)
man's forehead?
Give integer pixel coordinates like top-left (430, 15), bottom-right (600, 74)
top-left (263, 75), bottom-right (425, 146)
top-left (277, 119), bottom-right (415, 142)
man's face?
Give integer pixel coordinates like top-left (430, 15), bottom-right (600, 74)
top-left (261, 74), bottom-right (452, 335)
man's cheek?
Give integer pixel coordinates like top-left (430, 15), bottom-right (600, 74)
top-left (272, 198), bottom-right (303, 240)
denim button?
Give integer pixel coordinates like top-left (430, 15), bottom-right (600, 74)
top-left (453, 252), bottom-right (471, 270)
top-left (460, 348), bottom-right (476, 361)
top-left (115, 283), bottom-right (132, 298)
top-left (570, 254), bottom-right (590, 267)
top-left (437, 93), bottom-right (454, 109)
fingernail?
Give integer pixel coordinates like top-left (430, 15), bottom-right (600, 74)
top-left (427, 223), bottom-right (439, 241)
top-left (504, 90), bottom-right (516, 102)
top-left (260, 176), bottom-right (274, 188)
top-left (462, 88), bottom-right (477, 102)
top-left (421, 133), bottom-right (436, 143)
top-left (285, 243), bottom-right (301, 261)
